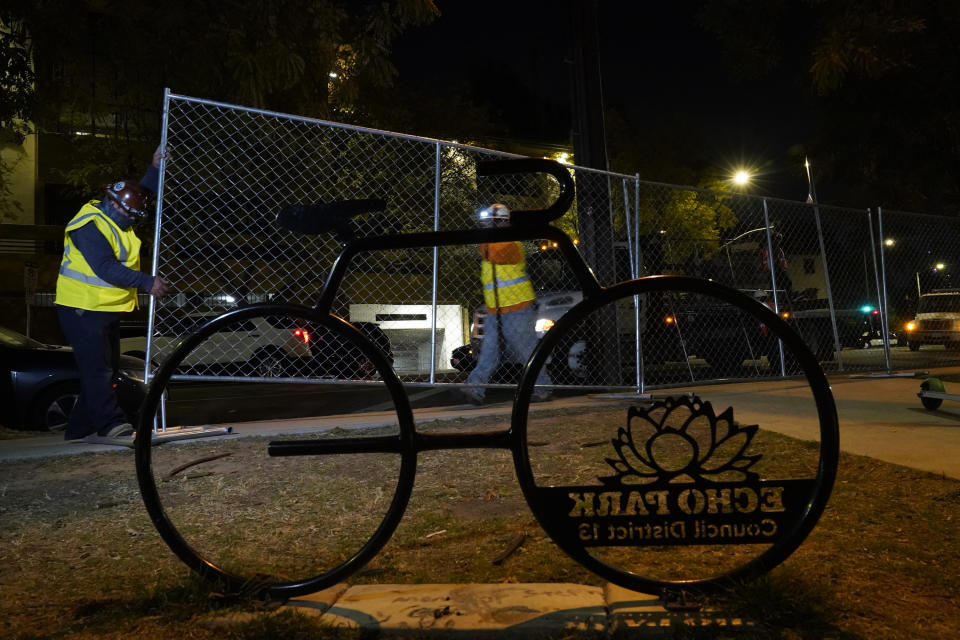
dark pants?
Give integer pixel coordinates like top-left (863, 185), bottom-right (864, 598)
top-left (57, 306), bottom-right (127, 439)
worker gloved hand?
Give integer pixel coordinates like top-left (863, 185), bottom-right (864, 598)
top-left (150, 276), bottom-right (171, 298)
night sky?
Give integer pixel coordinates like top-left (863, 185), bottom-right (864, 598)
top-left (392, 1), bottom-right (817, 199)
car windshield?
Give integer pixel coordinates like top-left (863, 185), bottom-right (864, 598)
top-left (0, 325), bottom-right (47, 348)
top-left (918, 294), bottom-right (960, 313)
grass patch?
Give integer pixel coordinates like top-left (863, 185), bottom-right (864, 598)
top-left (0, 404), bottom-right (957, 639)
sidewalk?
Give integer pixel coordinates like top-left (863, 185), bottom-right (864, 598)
top-left (4, 372), bottom-right (959, 478)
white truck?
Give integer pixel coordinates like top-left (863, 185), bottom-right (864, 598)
top-left (905, 289), bottom-right (960, 351)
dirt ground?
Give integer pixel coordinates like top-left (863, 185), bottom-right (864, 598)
top-left (1, 405), bottom-right (958, 639)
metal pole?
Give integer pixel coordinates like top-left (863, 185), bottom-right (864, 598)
top-left (150, 88), bottom-right (172, 432)
top-left (634, 175), bottom-right (645, 393)
top-left (811, 199), bottom-right (844, 371)
top-left (806, 160), bottom-right (842, 371)
top-left (429, 142), bottom-right (442, 384)
top-left (622, 179), bottom-right (633, 272)
top-left (866, 209), bottom-right (887, 372)
top-left (877, 207), bottom-right (893, 373)
top-left (762, 200), bottom-right (786, 376)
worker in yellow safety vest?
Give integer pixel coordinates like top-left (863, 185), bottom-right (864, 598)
top-left (55, 146), bottom-right (171, 443)
top-left (460, 203), bottom-right (551, 405)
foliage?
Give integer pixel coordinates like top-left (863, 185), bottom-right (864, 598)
top-left (696, 0), bottom-right (960, 213)
top-left (0, 152), bottom-right (25, 223)
top-left (0, 12), bottom-right (35, 221)
top-left (606, 110), bottom-right (738, 265)
top-left (3, 0), bottom-right (439, 194)
top-left (0, 14), bottom-right (34, 144)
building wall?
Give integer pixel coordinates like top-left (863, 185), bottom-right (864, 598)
top-left (1, 132), bottom-right (37, 224)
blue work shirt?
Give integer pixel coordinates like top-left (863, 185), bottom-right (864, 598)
top-left (67, 165), bottom-right (161, 292)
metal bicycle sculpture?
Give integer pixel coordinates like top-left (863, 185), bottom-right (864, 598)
top-left (136, 159), bottom-right (839, 599)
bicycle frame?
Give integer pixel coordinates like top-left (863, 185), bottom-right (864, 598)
top-left (137, 157), bottom-right (839, 600)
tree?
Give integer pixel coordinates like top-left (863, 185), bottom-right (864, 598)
top-left (4, 0), bottom-right (439, 197)
top-left (0, 15), bottom-right (33, 144)
top-left (606, 109), bottom-right (738, 266)
top-left (0, 13), bottom-right (35, 221)
top-left (697, 0), bottom-right (960, 213)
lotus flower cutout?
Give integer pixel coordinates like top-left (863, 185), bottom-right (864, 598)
top-left (602, 395), bottom-right (761, 485)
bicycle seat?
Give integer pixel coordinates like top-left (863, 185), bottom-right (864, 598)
top-left (277, 199), bottom-right (386, 235)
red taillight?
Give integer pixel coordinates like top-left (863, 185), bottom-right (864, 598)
top-left (294, 328), bottom-right (310, 344)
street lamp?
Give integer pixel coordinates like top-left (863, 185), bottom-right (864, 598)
top-left (917, 263), bottom-right (948, 298)
top-left (732, 169), bottom-right (752, 186)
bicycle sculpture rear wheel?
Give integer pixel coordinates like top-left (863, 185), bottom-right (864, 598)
top-left (512, 276), bottom-right (839, 595)
top-left (136, 304), bottom-right (417, 598)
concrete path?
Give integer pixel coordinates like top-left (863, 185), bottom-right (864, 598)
top-left (5, 370), bottom-right (958, 479)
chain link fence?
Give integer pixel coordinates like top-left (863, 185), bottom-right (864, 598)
top-left (142, 91), bottom-right (957, 391)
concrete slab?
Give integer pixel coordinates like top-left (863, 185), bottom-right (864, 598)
top-left (284, 582), bottom-right (351, 617)
top-left (316, 583), bottom-right (606, 637)
top-left (605, 584), bottom-right (754, 636)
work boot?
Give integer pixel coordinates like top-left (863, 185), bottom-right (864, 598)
top-left (101, 422), bottom-right (134, 437)
top-left (457, 387), bottom-right (484, 406)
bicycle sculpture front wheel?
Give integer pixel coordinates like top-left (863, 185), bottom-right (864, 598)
top-left (136, 304), bottom-right (417, 598)
top-left (512, 276), bottom-right (839, 595)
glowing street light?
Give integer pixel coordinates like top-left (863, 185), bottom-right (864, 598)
top-left (732, 169), bottom-right (752, 186)
top-left (884, 238), bottom-right (895, 247)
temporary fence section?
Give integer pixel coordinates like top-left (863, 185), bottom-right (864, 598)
top-left (146, 91), bottom-right (956, 391)
top-left (874, 208), bottom-right (960, 370)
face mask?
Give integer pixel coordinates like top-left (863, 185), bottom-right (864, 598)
top-left (102, 199), bottom-right (134, 230)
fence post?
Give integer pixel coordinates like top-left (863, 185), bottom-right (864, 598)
top-left (149, 88), bottom-right (173, 433)
top-left (811, 200), bottom-right (843, 371)
top-left (877, 207), bottom-right (893, 373)
top-left (428, 142), bottom-right (442, 384)
top-left (634, 175), bottom-right (646, 393)
top-left (866, 209), bottom-right (889, 374)
top-left (762, 200), bottom-right (786, 377)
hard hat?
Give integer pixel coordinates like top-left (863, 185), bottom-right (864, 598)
top-left (105, 180), bottom-right (150, 219)
top-left (476, 203), bottom-right (511, 224)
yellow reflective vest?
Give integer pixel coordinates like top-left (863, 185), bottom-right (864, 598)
top-left (55, 201), bottom-right (141, 312)
top-left (480, 241), bottom-right (535, 312)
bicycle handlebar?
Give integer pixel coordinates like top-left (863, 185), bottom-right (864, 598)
top-left (476, 158), bottom-right (575, 226)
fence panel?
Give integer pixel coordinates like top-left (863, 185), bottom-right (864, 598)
top-left (147, 91), bottom-right (960, 392)
top-left (876, 208), bottom-right (960, 370)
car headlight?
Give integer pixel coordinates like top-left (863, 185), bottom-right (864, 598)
top-left (535, 318), bottom-right (555, 333)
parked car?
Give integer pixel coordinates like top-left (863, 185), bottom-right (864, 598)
top-left (121, 312), bottom-right (392, 379)
top-left (855, 329), bottom-right (899, 349)
top-left (120, 313), bottom-right (312, 377)
top-left (0, 325), bottom-right (146, 432)
top-left (305, 320), bottom-right (394, 379)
